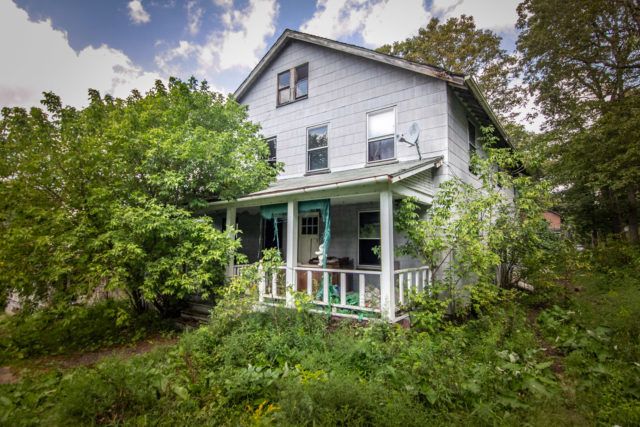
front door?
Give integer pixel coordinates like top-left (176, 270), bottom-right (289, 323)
top-left (298, 213), bottom-right (320, 264)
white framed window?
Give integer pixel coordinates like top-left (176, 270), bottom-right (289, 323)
top-left (277, 63), bottom-right (308, 106)
top-left (264, 136), bottom-right (277, 167)
top-left (367, 107), bottom-right (395, 163)
top-left (307, 124), bottom-right (328, 172)
top-left (358, 210), bottom-right (381, 267)
top-left (468, 121), bottom-right (478, 174)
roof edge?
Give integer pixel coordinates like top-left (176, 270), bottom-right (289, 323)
top-left (234, 29), bottom-right (466, 101)
top-left (463, 76), bottom-right (514, 150)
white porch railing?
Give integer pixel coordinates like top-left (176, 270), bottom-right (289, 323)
top-left (394, 266), bottom-right (431, 307)
top-left (232, 264), bottom-right (250, 277)
top-left (242, 263), bottom-right (430, 321)
top-left (293, 266), bottom-right (381, 314)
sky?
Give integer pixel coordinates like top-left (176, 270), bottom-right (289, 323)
top-left (0, 0), bottom-right (528, 120)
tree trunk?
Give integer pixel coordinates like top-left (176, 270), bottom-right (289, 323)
top-left (628, 184), bottom-right (639, 243)
top-left (607, 188), bottom-right (623, 234)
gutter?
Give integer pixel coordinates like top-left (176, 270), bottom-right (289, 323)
top-left (208, 175), bottom-right (391, 207)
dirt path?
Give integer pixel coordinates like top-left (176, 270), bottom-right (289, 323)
top-left (526, 307), bottom-right (565, 378)
top-left (0, 335), bottom-right (178, 384)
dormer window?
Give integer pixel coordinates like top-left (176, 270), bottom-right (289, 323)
top-left (277, 63), bottom-right (308, 105)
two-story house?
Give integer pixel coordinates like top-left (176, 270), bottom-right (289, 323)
top-left (206, 30), bottom-right (513, 322)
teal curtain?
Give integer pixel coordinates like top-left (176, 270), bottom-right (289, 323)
top-left (260, 203), bottom-right (287, 252)
top-left (299, 199), bottom-right (330, 269)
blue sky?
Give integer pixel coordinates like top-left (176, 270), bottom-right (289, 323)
top-left (1, 0), bottom-right (523, 110)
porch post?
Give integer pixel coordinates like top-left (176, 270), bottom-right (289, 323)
top-left (379, 190), bottom-right (395, 322)
top-left (285, 200), bottom-right (298, 308)
top-left (225, 205), bottom-right (236, 279)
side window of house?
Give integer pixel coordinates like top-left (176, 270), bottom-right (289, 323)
top-left (359, 211), bottom-right (381, 267)
top-left (307, 125), bottom-right (328, 171)
top-left (277, 63), bottom-right (308, 105)
top-left (468, 122), bottom-right (478, 174)
top-left (367, 108), bottom-right (395, 163)
top-left (265, 137), bottom-right (277, 167)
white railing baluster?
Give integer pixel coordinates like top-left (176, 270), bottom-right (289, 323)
top-left (340, 273), bottom-right (346, 306)
top-left (258, 267), bottom-right (265, 302)
top-left (359, 274), bottom-right (365, 307)
top-left (307, 270), bottom-right (313, 297)
top-left (398, 273), bottom-right (405, 306)
top-left (323, 272), bottom-right (329, 305)
top-left (408, 271), bottom-right (413, 292)
top-left (272, 272), bottom-right (278, 297)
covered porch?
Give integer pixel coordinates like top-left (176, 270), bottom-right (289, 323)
top-left (208, 157), bottom-right (442, 322)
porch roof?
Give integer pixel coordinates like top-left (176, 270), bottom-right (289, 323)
top-left (249, 156), bottom-right (443, 198)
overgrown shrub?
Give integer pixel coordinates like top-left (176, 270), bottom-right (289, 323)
top-left (0, 299), bottom-right (173, 363)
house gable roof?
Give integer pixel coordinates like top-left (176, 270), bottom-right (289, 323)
top-left (233, 29), bottom-right (512, 148)
top-left (234, 29), bottom-right (466, 101)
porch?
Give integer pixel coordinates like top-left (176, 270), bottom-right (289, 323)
top-left (208, 157), bottom-right (442, 322)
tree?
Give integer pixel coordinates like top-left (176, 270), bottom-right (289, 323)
top-left (517, 0), bottom-right (640, 242)
top-left (0, 77), bottom-right (279, 314)
top-left (378, 15), bottom-right (522, 119)
top-left (395, 128), bottom-right (555, 325)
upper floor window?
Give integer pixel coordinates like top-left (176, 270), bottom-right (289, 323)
top-left (277, 63), bottom-right (308, 105)
top-left (468, 122), bottom-right (478, 173)
top-left (265, 136), bottom-right (277, 167)
top-left (367, 108), bottom-right (395, 163)
top-left (307, 124), bottom-right (328, 172)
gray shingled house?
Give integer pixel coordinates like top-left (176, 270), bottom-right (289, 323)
top-left (206, 30), bottom-right (513, 322)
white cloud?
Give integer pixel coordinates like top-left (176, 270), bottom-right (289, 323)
top-left (128, 0), bottom-right (151, 24)
top-left (212, 0), bottom-right (234, 7)
top-left (186, 1), bottom-right (203, 35)
top-left (155, 0), bottom-right (278, 78)
top-left (361, 0), bottom-right (431, 46)
top-left (431, 0), bottom-right (520, 31)
top-left (0, 1), bottom-right (161, 109)
top-left (300, 0), bottom-right (430, 47)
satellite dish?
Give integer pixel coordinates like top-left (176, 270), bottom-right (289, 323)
top-left (398, 122), bottom-right (422, 159)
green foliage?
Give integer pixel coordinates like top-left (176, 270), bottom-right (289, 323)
top-left (0, 77), bottom-right (279, 314)
top-left (536, 256), bottom-right (640, 424)
top-left (378, 15), bottom-right (522, 119)
top-left (0, 295), bottom-right (566, 426)
top-left (517, 0), bottom-right (640, 243)
top-left (0, 299), bottom-right (172, 364)
top-left (395, 127), bottom-right (555, 320)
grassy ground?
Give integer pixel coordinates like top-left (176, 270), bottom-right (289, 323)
top-left (0, 245), bottom-right (638, 426)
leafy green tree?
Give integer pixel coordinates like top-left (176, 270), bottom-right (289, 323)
top-left (0, 77), bottom-right (278, 314)
top-left (378, 15), bottom-right (522, 119)
top-left (395, 128), bottom-right (555, 322)
top-left (517, 0), bottom-right (640, 242)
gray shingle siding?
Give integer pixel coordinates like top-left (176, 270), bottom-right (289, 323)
top-left (240, 40), bottom-right (449, 180)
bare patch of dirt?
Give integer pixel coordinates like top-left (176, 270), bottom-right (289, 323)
top-left (527, 307), bottom-right (565, 377)
top-left (5, 335), bottom-right (179, 381)
top-left (0, 366), bottom-right (18, 384)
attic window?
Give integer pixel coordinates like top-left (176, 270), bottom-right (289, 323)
top-left (277, 63), bottom-right (308, 105)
